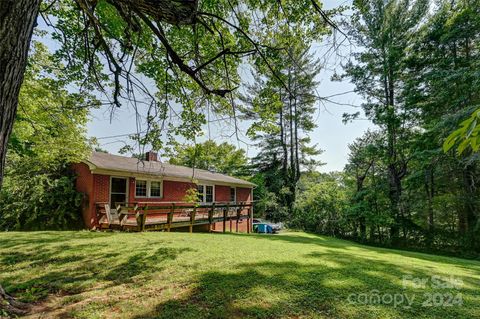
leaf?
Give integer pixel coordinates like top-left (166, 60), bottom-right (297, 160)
top-left (443, 131), bottom-right (460, 152)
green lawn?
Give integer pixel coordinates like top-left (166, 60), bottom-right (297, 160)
top-left (1, 231), bottom-right (479, 319)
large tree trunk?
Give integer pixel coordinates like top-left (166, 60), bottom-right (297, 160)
top-left (388, 164), bottom-right (403, 243)
top-left (0, 0), bottom-right (41, 189)
top-left (0, 1), bottom-right (40, 315)
top-left (460, 163), bottom-right (478, 249)
top-left (424, 167), bottom-right (435, 247)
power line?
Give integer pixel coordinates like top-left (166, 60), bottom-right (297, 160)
top-left (93, 116), bottom-right (237, 140)
top-left (94, 131), bottom-right (146, 140)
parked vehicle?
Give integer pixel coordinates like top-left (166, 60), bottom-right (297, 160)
top-left (252, 219), bottom-right (282, 234)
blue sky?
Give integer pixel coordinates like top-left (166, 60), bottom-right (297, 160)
top-left (82, 0), bottom-right (375, 172)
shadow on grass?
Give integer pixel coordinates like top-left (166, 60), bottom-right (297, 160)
top-left (133, 248), bottom-right (479, 319)
top-left (0, 233), bottom-right (195, 302)
top-left (0, 231), bottom-right (116, 249)
top-left (104, 247), bottom-right (194, 284)
top-left (228, 232), bottom-right (480, 272)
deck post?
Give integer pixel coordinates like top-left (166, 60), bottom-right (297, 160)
top-left (229, 204), bottom-right (233, 233)
top-left (168, 203), bottom-right (174, 232)
top-left (247, 204), bottom-right (251, 234)
top-left (141, 204), bottom-right (148, 232)
top-left (189, 206), bottom-right (196, 233)
top-left (209, 203), bottom-right (214, 232)
top-left (135, 205), bottom-right (142, 231)
top-left (249, 203), bottom-right (253, 233)
top-left (226, 203), bottom-right (232, 233)
top-left (236, 203), bottom-right (241, 233)
top-left (128, 203), bottom-right (137, 229)
top-left (223, 207), bottom-right (227, 233)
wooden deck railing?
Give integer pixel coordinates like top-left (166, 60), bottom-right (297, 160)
top-left (95, 201), bottom-right (254, 233)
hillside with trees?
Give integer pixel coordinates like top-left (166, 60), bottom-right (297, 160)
top-left (1, 0), bottom-right (480, 316)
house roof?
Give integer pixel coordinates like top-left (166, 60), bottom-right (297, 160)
top-left (84, 152), bottom-right (255, 188)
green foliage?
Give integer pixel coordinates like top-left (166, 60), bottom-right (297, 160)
top-left (303, 0), bottom-right (480, 254)
top-left (292, 172), bottom-right (348, 236)
top-left (444, 108), bottom-right (480, 154)
top-left (248, 173), bottom-right (284, 220)
top-left (242, 40), bottom-right (324, 218)
top-left (43, 0), bottom-right (335, 152)
top-left (0, 42), bottom-right (92, 230)
top-left (183, 186), bottom-right (200, 206)
top-left (167, 140), bottom-right (248, 176)
top-left (0, 157), bottom-right (83, 230)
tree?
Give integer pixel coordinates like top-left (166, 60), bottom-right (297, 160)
top-left (0, 0), bottom-right (336, 189)
top-left (242, 40), bottom-right (323, 217)
top-left (344, 0), bottom-right (428, 243)
top-left (167, 140), bottom-right (249, 176)
top-left (0, 0), bottom-right (41, 189)
top-left (441, 1), bottom-right (480, 155)
top-left (406, 0), bottom-right (480, 246)
top-left (292, 172), bottom-right (348, 237)
top-left (345, 130), bottom-right (381, 240)
top-left (339, 0), bottom-right (480, 252)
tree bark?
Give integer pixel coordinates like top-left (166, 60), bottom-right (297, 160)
top-left (424, 167), bottom-right (435, 246)
top-left (355, 161), bottom-right (372, 241)
top-left (287, 68), bottom-right (296, 215)
top-left (460, 164), bottom-right (477, 244)
top-left (0, 0), bottom-right (41, 188)
top-left (0, 1), bottom-right (40, 314)
top-left (110, 0), bottom-right (198, 25)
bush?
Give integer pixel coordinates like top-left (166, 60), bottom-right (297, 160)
top-left (0, 160), bottom-right (83, 231)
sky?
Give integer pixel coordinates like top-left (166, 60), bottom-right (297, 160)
top-left (84, 0), bottom-right (376, 173)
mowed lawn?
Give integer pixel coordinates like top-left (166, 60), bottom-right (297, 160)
top-left (1, 231), bottom-right (479, 319)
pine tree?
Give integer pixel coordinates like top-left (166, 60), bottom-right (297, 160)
top-left (242, 41), bottom-right (322, 218)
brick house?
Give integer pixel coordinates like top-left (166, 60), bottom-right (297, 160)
top-left (73, 151), bottom-right (254, 232)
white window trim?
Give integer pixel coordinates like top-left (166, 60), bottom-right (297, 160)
top-left (135, 179), bottom-right (163, 199)
top-left (135, 179), bottom-right (148, 198)
top-left (197, 184), bottom-right (215, 203)
top-left (149, 181), bottom-right (162, 198)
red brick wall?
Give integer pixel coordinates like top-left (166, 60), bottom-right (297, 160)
top-left (72, 165), bottom-right (110, 229)
top-left (215, 185), bottom-right (230, 202)
top-left (93, 174), bottom-right (110, 203)
top-left (163, 180), bottom-right (195, 201)
top-left (72, 163), bottom-right (94, 228)
top-left (212, 219), bottom-right (250, 232)
top-left (237, 187), bottom-right (252, 202)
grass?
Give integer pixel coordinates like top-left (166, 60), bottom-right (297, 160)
top-left (0, 231), bottom-right (479, 319)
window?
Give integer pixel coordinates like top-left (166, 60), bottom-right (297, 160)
top-left (110, 177), bottom-right (127, 206)
top-left (135, 180), bottom-right (147, 197)
top-left (230, 187), bottom-right (236, 202)
top-left (150, 181), bottom-right (162, 197)
top-left (205, 185), bottom-right (213, 203)
top-left (197, 184), bottom-right (214, 203)
top-left (135, 180), bottom-right (162, 198)
top-left (197, 185), bottom-right (204, 202)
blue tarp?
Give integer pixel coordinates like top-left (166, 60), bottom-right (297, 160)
top-left (255, 223), bottom-right (272, 233)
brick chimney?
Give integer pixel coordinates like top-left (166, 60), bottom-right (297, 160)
top-left (145, 151), bottom-right (158, 161)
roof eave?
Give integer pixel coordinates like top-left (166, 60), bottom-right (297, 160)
top-left (87, 167), bottom-right (255, 188)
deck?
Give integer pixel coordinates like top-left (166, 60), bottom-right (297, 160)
top-left (96, 201), bottom-right (253, 232)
